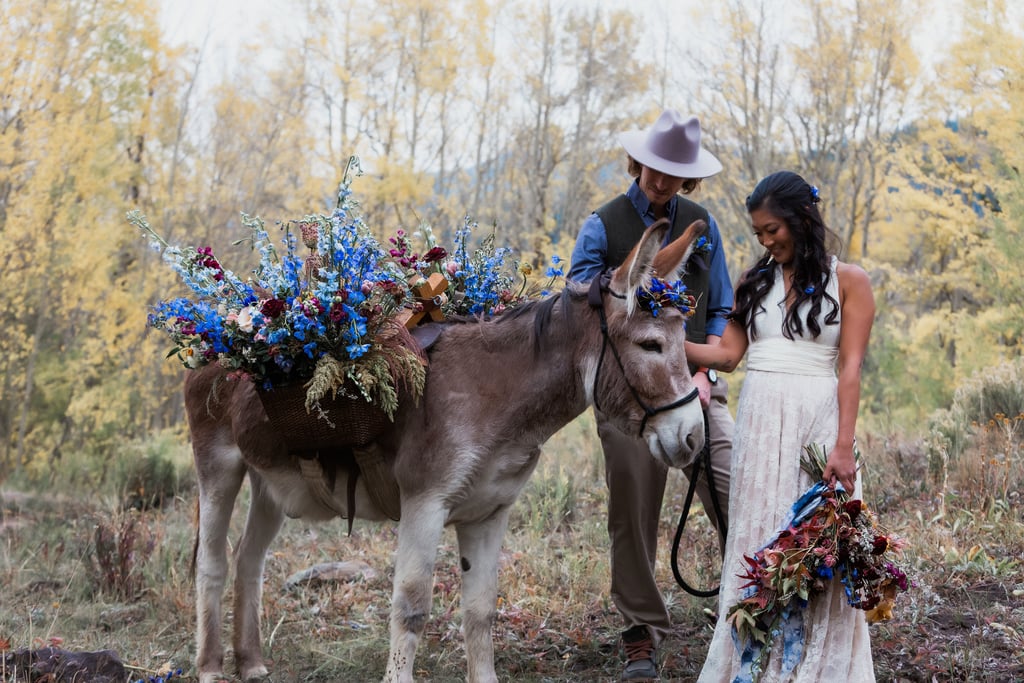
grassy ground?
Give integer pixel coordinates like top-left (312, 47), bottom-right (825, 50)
top-left (1, 412), bottom-right (1022, 682)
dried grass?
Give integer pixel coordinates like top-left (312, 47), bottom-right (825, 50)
top-left (1, 409), bottom-right (1022, 682)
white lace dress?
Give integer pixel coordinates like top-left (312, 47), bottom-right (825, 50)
top-left (697, 258), bottom-right (875, 682)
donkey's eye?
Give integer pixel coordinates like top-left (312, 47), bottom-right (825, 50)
top-left (639, 340), bottom-right (662, 353)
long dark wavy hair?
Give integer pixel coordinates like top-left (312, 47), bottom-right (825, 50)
top-left (730, 171), bottom-right (842, 340)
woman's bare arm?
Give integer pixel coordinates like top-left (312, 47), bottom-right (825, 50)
top-left (823, 261), bottom-right (875, 492)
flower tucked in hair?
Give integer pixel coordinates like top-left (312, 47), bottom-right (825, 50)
top-left (809, 185), bottom-right (821, 203)
top-left (636, 278), bottom-right (695, 318)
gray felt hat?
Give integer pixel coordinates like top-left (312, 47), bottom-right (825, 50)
top-left (618, 110), bottom-right (723, 179)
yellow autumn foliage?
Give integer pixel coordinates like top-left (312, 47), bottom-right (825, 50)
top-left (1, 0), bottom-right (1022, 475)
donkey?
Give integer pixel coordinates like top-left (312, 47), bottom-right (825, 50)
top-left (187, 218), bottom-right (707, 683)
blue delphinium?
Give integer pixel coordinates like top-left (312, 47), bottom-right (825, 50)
top-left (636, 278), bottom-right (694, 319)
top-left (448, 218), bottom-right (518, 316)
top-left (130, 162), bottom-right (539, 416)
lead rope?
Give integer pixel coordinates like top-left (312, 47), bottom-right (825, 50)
top-left (671, 409), bottom-right (727, 598)
top-left (587, 272), bottom-right (718, 595)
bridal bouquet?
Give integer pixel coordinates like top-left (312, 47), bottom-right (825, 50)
top-left (726, 443), bottom-right (911, 680)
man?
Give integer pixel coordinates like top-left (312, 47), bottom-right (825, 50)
top-left (568, 110), bottom-right (735, 681)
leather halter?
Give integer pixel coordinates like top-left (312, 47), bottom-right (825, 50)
top-left (587, 273), bottom-right (700, 437)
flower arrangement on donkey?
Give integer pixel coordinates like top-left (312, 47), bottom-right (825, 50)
top-left (129, 164), bottom-right (532, 422)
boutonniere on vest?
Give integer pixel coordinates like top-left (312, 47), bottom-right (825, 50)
top-left (687, 234), bottom-right (713, 272)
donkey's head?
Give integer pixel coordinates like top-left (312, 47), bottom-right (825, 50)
top-left (588, 218), bottom-right (707, 468)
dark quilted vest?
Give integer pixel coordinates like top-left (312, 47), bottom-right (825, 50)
top-left (596, 194), bottom-right (711, 343)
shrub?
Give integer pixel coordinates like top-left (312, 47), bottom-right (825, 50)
top-left (927, 358), bottom-right (1024, 462)
top-left (925, 358), bottom-right (1024, 510)
top-left (88, 511), bottom-right (156, 600)
top-left (109, 430), bottom-right (194, 511)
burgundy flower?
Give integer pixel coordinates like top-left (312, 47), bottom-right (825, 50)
top-left (886, 563), bottom-right (909, 591)
top-left (261, 298), bottom-right (287, 318)
top-left (329, 301), bottom-right (347, 323)
top-left (423, 246), bottom-right (447, 263)
top-left (195, 247), bottom-right (225, 280)
top-left (872, 535), bottom-right (889, 555)
top-left (310, 297), bottom-right (325, 314)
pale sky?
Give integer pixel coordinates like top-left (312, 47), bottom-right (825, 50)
top-left (159, 0), bottom-right (695, 64)
top-left (158, 0), bottom-right (961, 79)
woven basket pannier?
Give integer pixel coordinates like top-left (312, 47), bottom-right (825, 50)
top-left (257, 382), bottom-right (390, 450)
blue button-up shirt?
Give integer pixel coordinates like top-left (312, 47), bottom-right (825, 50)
top-left (567, 180), bottom-right (733, 337)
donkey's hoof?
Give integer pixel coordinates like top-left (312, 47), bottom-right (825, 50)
top-left (240, 664), bottom-right (270, 682)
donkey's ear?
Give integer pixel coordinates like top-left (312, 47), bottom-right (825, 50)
top-left (652, 219), bottom-right (706, 279)
top-left (610, 218), bottom-right (670, 315)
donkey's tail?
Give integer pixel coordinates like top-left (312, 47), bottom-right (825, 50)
top-left (189, 495), bottom-right (200, 581)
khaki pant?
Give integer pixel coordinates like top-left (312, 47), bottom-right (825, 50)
top-left (601, 378), bottom-right (733, 646)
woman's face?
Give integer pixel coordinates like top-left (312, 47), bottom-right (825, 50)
top-left (638, 165), bottom-right (686, 210)
top-left (750, 207), bottom-right (795, 265)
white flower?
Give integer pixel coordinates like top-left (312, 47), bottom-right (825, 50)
top-left (182, 346), bottom-right (202, 369)
top-left (236, 305), bottom-right (257, 333)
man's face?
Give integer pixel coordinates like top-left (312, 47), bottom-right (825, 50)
top-left (638, 165), bottom-right (686, 209)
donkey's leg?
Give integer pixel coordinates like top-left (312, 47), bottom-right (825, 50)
top-left (455, 506), bottom-right (512, 683)
top-left (195, 446), bottom-right (247, 683)
top-left (232, 472), bottom-right (286, 682)
top-left (383, 495), bottom-right (448, 683)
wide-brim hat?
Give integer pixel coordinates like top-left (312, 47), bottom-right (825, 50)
top-left (618, 110), bottom-right (723, 179)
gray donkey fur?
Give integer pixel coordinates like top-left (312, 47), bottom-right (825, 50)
top-left (186, 218), bottom-right (707, 683)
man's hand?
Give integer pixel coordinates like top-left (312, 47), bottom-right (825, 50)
top-left (693, 370), bottom-right (712, 409)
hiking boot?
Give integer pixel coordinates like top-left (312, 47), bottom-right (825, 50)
top-left (621, 625), bottom-right (658, 680)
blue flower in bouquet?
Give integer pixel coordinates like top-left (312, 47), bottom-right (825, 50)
top-left (545, 255), bottom-right (564, 279)
top-left (445, 218), bottom-right (521, 316)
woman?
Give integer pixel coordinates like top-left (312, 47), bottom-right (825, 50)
top-left (687, 171), bottom-right (876, 682)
